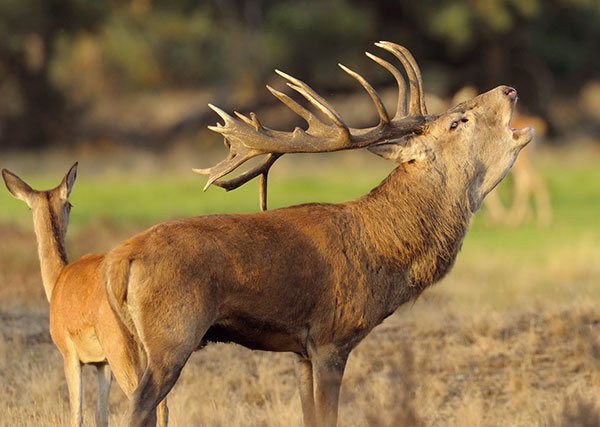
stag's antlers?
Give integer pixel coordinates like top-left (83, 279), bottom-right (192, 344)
top-left (194, 41), bottom-right (430, 211)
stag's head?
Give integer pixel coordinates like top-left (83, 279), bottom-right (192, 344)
top-left (371, 85), bottom-right (533, 212)
top-left (441, 86), bottom-right (532, 211)
top-left (195, 41), bottom-right (532, 212)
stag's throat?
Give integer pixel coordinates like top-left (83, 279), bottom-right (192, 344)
top-left (351, 164), bottom-right (471, 295)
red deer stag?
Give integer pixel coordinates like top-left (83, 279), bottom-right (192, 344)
top-left (1, 164), bottom-right (168, 427)
top-left (102, 41), bottom-right (533, 426)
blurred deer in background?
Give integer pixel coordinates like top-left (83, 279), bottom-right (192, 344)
top-left (2, 164), bottom-right (168, 427)
top-left (102, 41), bottom-right (533, 427)
top-left (452, 86), bottom-right (552, 226)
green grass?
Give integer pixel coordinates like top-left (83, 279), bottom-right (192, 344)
top-left (0, 170), bottom-right (384, 228)
top-left (1, 153), bottom-right (598, 270)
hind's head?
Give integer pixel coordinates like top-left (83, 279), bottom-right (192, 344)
top-left (2, 162), bottom-right (78, 238)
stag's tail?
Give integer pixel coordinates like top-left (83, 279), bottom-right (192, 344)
top-left (102, 248), bottom-right (146, 369)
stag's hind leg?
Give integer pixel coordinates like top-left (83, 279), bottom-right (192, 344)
top-left (129, 357), bottom-right (186, 427)
top-left (128, 326), bottom-right (203, 427)
top-left (127, 308), bottom-right (213, 426)
top-left (124, 260), bottom-right (217, 426)
top-left (102, 339), bottom-right (169, 427)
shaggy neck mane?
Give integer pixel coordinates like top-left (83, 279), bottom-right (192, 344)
top-left (349, 163), bottom-right (472, 291)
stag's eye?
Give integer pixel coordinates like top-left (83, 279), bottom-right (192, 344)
top-left (450, 117), bottom-right (469, 131)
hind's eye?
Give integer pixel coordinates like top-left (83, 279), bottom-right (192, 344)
top-left (450, 121), bottom-right (459, 130)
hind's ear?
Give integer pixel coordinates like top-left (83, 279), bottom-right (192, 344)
top-left (2, 169), bottom-right (35, 205)
top-left (58, 162), bottom-right (78, 200)
top-left (368, 138), bottom-right (434, 163)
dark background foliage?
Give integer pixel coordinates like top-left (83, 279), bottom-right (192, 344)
top-left (0, 0), bottom-right (598, 149)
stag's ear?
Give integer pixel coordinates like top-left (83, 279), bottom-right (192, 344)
top-left (2, 169), bottom-right (35, 205)
top-left (368, 138), bottom-right (434, 163)
top-left (58, 162), bottom-right (78, 200)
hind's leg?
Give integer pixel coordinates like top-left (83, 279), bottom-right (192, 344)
top-left (63, 352), bottom-right (83, 427)
top-left (95, 362), bottom-right (112, 427)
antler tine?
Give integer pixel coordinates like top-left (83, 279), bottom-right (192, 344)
top-left (235, 111), bottom-right (266, 132)
top-left (375, 41), bottom-right (427, 117)
top-left (193, 148), bottom-right (259, 191)
top-left (212, 153), bottom-right (282, 191)
top-left (212, 153), bottom-right (283, 212)
top-left (258, 173), bottom-right (268, 212)
top-left (365, 51), bottom-right (407, 120)
top-left (338, 63), bottom-right (390, 125)
top-left (391, 43), bottom-right (427, 116)
top-left (234, 111), bottom-right (254, 127)
top-left (206, 104), bottom-right (238, 129)
top-left (275, 70), bottom-right (348, 131)
top-left (266, 85), bottom-right (331, 135)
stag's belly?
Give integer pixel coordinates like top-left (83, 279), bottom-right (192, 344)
top-left (202, 317), bottom-right (306, 354)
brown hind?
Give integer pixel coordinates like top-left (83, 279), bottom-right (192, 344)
top-left (2, 164), bottom-right (168, 427)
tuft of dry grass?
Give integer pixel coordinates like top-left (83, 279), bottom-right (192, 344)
top-left (552, 395), bottom-right (600, 427)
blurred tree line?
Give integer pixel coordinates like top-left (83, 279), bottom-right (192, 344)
top-left (0, 0), bottom-right (598, 149)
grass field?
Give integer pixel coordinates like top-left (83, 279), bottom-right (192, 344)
top-left (0, 144), bottom-right (599, 426)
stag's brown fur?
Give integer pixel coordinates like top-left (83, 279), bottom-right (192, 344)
top-left (113, 163), bottom-right (468, 348)
top-left (104, 84), bottom-right (532, 427)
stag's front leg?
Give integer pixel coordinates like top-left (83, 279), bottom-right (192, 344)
top-left (312, 347), bottom-right (349, 427)
top-left (95, 362), bottom-right (112, 427)
top-left (295, 355), bottom-right (316, 427)
top-left (63, 353), bottom-right (83, 427)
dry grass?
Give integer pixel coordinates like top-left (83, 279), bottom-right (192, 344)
top-left (3, 289), bottom-right (600, 426)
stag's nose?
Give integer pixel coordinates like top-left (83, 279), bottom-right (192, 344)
top-left (504, 87), bottom-right (517, 100)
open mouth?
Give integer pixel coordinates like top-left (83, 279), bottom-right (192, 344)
top-left (512, 125), bottom-right (534, 138)
top-left (506, 99), bottom-right (534, 144)
top-left (508, 120), bottom-right (534, 145)
top-left (506, 96), bottom-right (518, 131)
